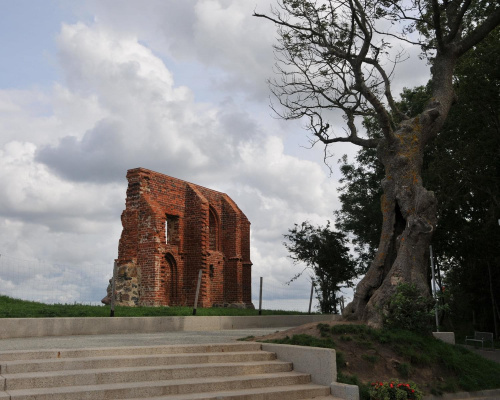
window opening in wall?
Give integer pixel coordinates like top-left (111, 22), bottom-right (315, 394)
top-left (209, 208), bottom-right (218, 251)
top-left (165, 218), bottom-right (168, 243)
top-left (165, 214), bottom-right (178, 244)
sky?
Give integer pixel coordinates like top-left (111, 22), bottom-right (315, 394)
top-left (0, 0), bottom-right (431, 310)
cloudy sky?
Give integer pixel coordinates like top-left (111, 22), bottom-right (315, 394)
top-left (0, 0), bottom-right (430, 309)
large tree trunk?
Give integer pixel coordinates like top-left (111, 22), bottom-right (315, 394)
top-left (343, 119), bottom-right (438, 327)
top-left (343, 53), bottom-right (458, 328)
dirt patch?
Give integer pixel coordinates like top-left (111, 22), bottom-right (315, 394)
top-left (248, 320), bottom-right (455, 395)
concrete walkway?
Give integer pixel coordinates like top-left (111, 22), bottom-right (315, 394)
top-left (0, 327), bottom-right (288, 351)
top-left (466, 346), bottom-right (500, 364)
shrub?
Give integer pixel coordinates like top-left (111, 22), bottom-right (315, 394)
top-left (383, 283), bottom-right (435, 333)
top-left (369, 380), bottom-right (423, 400)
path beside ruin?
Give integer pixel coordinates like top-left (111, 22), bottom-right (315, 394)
top-left (0, 327), bottom-right (289, 351)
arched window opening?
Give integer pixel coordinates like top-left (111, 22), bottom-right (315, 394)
top-left (209, 208), bottom-right (219, 251)
top-left (164, 253), bottom-right (178, 304)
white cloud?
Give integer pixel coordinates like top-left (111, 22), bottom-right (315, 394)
top-left (238, 136), bottom-right (338, 213)
top-left (0, 140), bottom-right (122, 224)
top-left (0, 0), bottom-right (443, 312)
top-left (0, 14), bottom-right (339, 309)
top-left (191, 0), bottom-right (276, 97)
top-left (78, 0), bottom-right (277, 101)
top-left (37, 23), bottom-right (217, 182)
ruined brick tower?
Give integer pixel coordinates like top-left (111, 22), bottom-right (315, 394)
top-left (111, 167), bottom-right (253, 308)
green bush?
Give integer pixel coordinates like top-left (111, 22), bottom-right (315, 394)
top-left (368, 380), bottom-right (423, 400)
top-left (382, 283), bottom-right (435, 333)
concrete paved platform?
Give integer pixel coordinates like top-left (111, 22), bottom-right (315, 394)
top-left (0, 315), bottom-right (339, 339)
top-left (0, 328), bottom-right (288, 351)
top-left (462, 345), bottom-right (500, 365)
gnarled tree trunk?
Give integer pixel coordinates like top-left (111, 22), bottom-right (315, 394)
top-left (343, 125), bottom-right (437, 326)
top-left (343, 54), bottom-right (459, 327)
top-left (255, 0), bottom-right (500, 329)
top-left (344, 108), bottom-right (457, 327)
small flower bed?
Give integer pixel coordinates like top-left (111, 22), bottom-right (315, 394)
top-left (369, 379), bottom-right (422, 400)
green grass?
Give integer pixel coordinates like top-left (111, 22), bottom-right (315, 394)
top-left (0, 295), bottom-right (310, 318)
top-left (263, 334), bottom-right (336, 349)
top-left (396, 362), bottom-right (412, 378)
top-left (361, 353), bottom-right (378, 363)
top-left (264, 323), bottom-right (500, 396)
top-left (332, 324), bottom-right (500, 391)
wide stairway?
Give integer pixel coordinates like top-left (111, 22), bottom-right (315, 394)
top-left (0, 342), bottom-right (339, 399)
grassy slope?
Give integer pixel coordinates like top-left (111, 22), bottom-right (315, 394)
top-left (0, 295), bottom-right (308, 317)
top-left (261, 323), bottom-right (500, 399)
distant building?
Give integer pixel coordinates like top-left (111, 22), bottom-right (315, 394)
top-left (104, 167), bottom-right (253, 308)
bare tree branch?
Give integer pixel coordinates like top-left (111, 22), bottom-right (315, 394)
top-left (255, 0), bottom-right (499, 152)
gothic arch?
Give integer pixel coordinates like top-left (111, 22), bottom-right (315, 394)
top-left (164, 253), bottom-right (178, 304)
top-left (208, 206), bottom-right (220, 251)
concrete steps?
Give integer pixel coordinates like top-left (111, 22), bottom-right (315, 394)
top-left (0, 352), bottom-right (277, 374)
top-left (0, 342), bottom-right (338, 400)
top-left (126, 384), bottom-right (335, 399)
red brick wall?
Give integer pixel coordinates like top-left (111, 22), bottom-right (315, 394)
top-left (116, 168), bottom-right (253, 308)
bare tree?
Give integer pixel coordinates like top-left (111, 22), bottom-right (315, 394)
top-left (255, 0), bottom-right (500, 327)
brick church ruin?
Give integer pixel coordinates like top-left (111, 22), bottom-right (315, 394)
top-left (104, 168), bottom-right (253, 308)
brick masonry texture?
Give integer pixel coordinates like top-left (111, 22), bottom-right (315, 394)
top-left (109, 167), bottom-right (253, 308)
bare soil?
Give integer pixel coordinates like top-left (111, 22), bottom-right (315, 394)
top-left (248, 320), bottom-right (455, 394)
